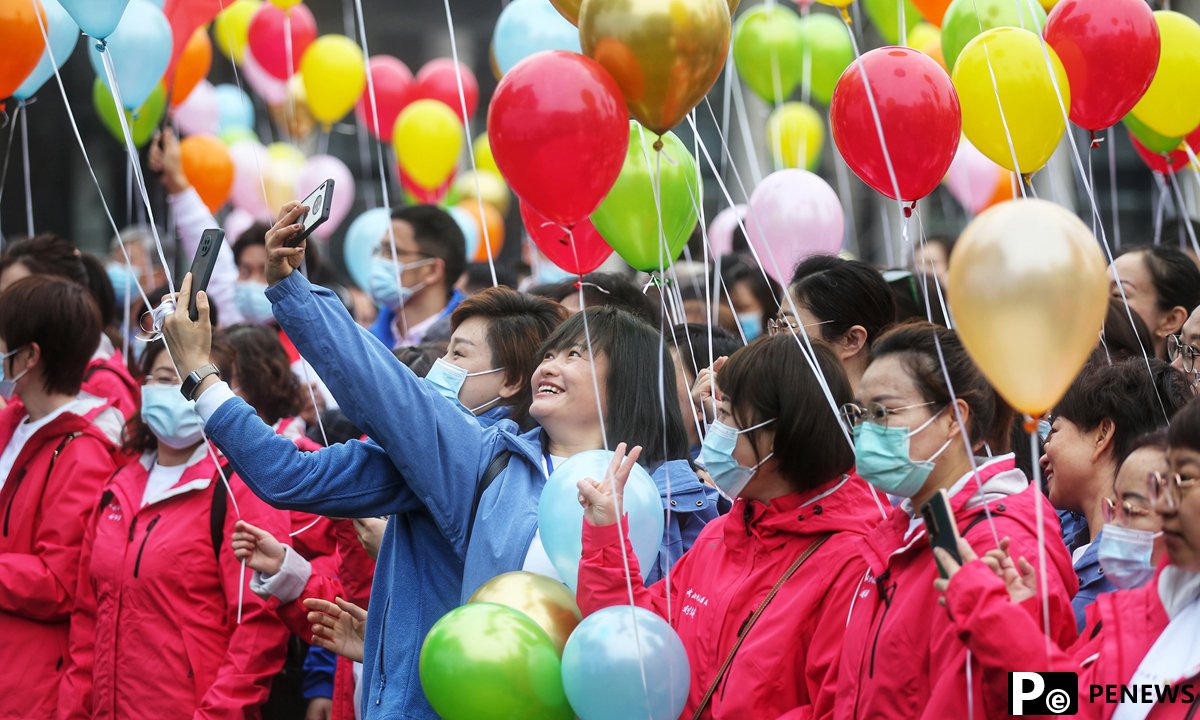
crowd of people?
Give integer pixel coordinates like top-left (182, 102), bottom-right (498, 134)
top-left (3, 133), bottom-right (1200, 720)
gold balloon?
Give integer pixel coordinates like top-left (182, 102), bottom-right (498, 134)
top-left (559, 0), bottom-right (737, 26)
top-left (948, 199), bottom-right (1108, 417)
top-left (580, 0), bottom-right (731, 136)
top-left (468, 572), bottom-right (582, 655)
top-left (453, 170), bottom-right (511, 215)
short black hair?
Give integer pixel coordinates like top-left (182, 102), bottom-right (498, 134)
top-left (232, 223), bottom-right (271, 265)
top-left (0, 276), bottom-right (101, 396)
top-left (0, 234), bottom-right (88, 286)
top-left (791, 255), bottom-right (897, 346)
top-left (548, 272), bottom-right (658, 326)
top-left (670, 323), bottom-right (741, 383)
top-left (1168, 396), bottom-right (1200, 455)
top-left (463, 262), bottom-right (518, 292)
top-left (391, 205), bottom-right (467, 292)
top-left (720, 254), bottom-right (782, 330)
top-left (1122, 245), bottom-right (1200, 315)
top-left (1097, 298), bottom-right (1154, 362)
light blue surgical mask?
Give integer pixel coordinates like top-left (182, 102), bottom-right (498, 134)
top-left (234, 281), bottom-right (274, 325)
top-left (141, 384), bottom-right (206, 449)
top-left (0, 346), bottom-right (29, 401)
top-left (106, 262), bottom-right (138, 305)
top-left (738, 313), bottom-right (762, 342)
top-left (700, 418), bottom-right (776, 500)
top-left (1097, 524), bottom-right (1160, 589)
top-left (369, 258), bottom-right (434, 310)
top-left (852, 408), bottom-right (951, 498)
top-left (423, 357), bottom-right (505, 414)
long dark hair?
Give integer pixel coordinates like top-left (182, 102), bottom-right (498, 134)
top-left (223, 324), bottom-right (301, 426)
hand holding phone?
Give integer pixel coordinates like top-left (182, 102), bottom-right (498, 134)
top-left (287, 179), bottom-right (335, 247)
top-left (186, 229), bottom-right (224, 322)
top-left (921, 489), bottom-right (963, 579)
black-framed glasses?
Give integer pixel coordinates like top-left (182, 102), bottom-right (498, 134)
top-left (1167, 333), bottom-right (1199, 374)
top-left (840, 401), bottom-right (939, 428)
top-left (1147, 471), bottom-right (1200, 508)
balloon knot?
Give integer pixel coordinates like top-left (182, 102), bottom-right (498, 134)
top-left (653, 139), bottom-right (664, 152)
top-left (1089, 131), bottom-right (1103, 150)
top-left (1021, 414), bottom-right (1043, 434)
top-left (903, 202), bottom-right (916, 219)
top-left (95, 39), bottom-right (107, 53)
top-left (840, 7), bottom-right (853, 24)
top-left (575, 281), bottom-right (611, 295)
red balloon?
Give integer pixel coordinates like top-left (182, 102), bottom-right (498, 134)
top-left (246, 3), bottom-right (316, 80)
top-left (488, 51), bottom-right (628, 227)
top-left (520, 202), bottom-right (613, 276)
top-left (1044, 0), bottom-right (1159, 132)
top-left (399, 166), bottom-right (455, 204)
top-left (163, 0), bottom-right (222, 83)
top-left (412, 59), bottom-right (478, 124)
top-left (1131, 125), bottom-right (1200, 174)
top-left (356, 56), bottom-right (414, 142)
top-left (830, 47), bottom-right (961, 202)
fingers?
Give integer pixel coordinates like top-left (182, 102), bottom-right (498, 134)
top-left (1018, 556), bottom-right (1036, 582)
top-left (303, 597), bottom-right (339, 615)
top-left (307, 610), bottom-right (340, 630)
top-left (177, 272), bottom-right (194, 318)
top-left (932, 547), bottom-right (961, 577)
top-left (576, 479), bottom-right (606, 509)
top-left (275, 201), bottom-right (305, 227)
top-left (956, 535), bottom-right (978, 564)
top-left (612, 445), bottom-right (644, 495)
top-left (195, 289), bottom-right (211, 332)
top-left (334, 597), bottom-right (367, 621)
top-left (933, 578), bottom-right (949, 594)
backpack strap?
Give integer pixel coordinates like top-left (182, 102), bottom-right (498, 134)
top-left (47, 432), bottom-right (80, 475)
top-left (465, 450), bottom-right (512, 547)
top-left (210, 471), bottom-right (229, 562)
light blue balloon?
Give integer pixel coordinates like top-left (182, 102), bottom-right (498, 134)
top-left (344, 208), bottom-right (392, 290)
top-left (493, 0), bottom-right (581, 76)
top-left (562, 606), bottom-right (690, 720)
top-left (215, 84), bottom-right (255, 133)
top-left (446, 206), bottom-right (480, 261)
top-left (88, 0), bottom-right (172, 110)
top-left (59, 0), bottom-right (131, 40)
top-left (14, 0), bottom-right (79, 100)
top-left (536, 450), bottom-right (664, 592)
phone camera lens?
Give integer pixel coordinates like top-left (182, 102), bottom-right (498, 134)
top-left (312, 195), bottom-right (323, 214)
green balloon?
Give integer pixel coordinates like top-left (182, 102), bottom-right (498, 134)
top-left (798, 14), bottom-right (855, 106)
top-left (941, 0), bottom-right (1046, 73)
top-left (93, 78), bottom-right (166, 149)
top-left (220, 127), bottom-right (258, 147)
top-left (1124, 113), bottom-right (1184, 155)
top-left (862, 0), bottom-right (921, 45)
top-left (592, 122), bottom-right (700, 274)
top-left (732, 4), bottom-right (805, 104)
top-left (419, 603), bottom-right (572, 720)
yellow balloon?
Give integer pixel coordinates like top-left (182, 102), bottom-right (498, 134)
top-left (1037, 0), bottom-right (1057, 9)
top-left (952, 27), bottom-right (1069, 174)
top-left (299, 35), bottom-right (366, 127)
top-left (1128, 11), bottom-right (1200, 140)
top-left (767, 102), bottom-right (824, 171)
top-left (580, 0), bottom-right (731, 135)
top-left (948, 199), bottom-right (1108, 416)
top-left (212, 0), bottom-right (261, 65)
top-left (453, 170), bottom-right (511, 215)
top-left (270, 0), bottom-right (304, 7)
top-left (468, 572), bottom-right (581, 655)
top-left (472, 133), bottom-right (499, 176)
top-left (393, 99), bottom-right (463, 191)
top-left (264, 143), bottom-right (304, 217)
top-left (816, 0), bottom-right (854, 8)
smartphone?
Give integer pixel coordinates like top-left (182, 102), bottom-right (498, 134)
top-left (921, 488), bottom-right (963, 579)
top-left (289, 179), bottom-right (335, 247)
top-left (187, 229), bottom-right (224, 322)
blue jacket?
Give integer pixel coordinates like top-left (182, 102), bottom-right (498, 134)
top-left (1070, 529), bottom-right (1117, 633)
top-left (368, 290), bottom-right (465, 349)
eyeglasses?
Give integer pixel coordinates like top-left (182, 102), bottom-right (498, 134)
top-left (840, 401), bottom-right (939, 428)
top-left (144, 371), bottom-right (182, 386)
top-left (1167, 334), bottom-right (1199, 374)
top-left (766, 317), bottom-right (835, 337)
top-left (371, 245), bottom-right (430, 262)
top-left (1147, 471), bottom-right (1200, 508)
top-left (1103, 496), bottom-right (1154, 524)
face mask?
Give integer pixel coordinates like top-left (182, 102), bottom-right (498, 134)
top-left (701, 418), bottom-right (776, 500)
top-left (853, 408), bottom-right (951, 498)
top-left (234, 281), bottom-right (274, 325)
top-left (141, 384), bottom-right (206, 449)
top-left (1098, 524), bottom-right (1160, 589)
top-left (369, 258), bottom-right (434, 310)
top-left (0, 346), bottom-right (29, 401)
top-left (738, 313), bottom-right (762, 342)
top-left (424, 357), bottom-right (505, 414)
top-left (107, 262), bottom-right (138, 304)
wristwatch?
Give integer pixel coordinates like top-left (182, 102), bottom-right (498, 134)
top-left (181, 364), bottom-right (220, 401)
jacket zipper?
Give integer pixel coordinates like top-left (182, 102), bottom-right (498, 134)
top-left (133, 515), bottom-right (161, 578)
top-left (868, 568), bottom-right (894, 678)
top-left (376, 595), bottom-right (392, 704)
top-left (2, 468), bottom-right (27, 536)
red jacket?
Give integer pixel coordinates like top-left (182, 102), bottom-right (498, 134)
top-left (0, 400), bottom-right (119, 720)
top-left (82, 353), bottom-right (140, 422)
top-left (578, 475), bottom-right (884, 720)
top-left (59, 449), bottom-right (291, 720)
top-left (832, 454), bottom-right (1079, 720)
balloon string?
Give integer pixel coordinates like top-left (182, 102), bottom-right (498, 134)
top-left (0, 101), bottom-right (19, 245)
top-left (203, 442), bottom-right (246, 624)
top-left (20, 103), bottom-right (33, 236)
top-left (290, 515), bottom-right (323, 538)
top-left (719, 55), bottom-right (734, 180)
top-left (1153, 172), bottom-right (1168, 244)
top-left (963, 0), bottom-right (1027, 184)
top-left (1165, 168), bottom-right (1200, 257)
top-left (832, 147), bottom-right (859, 256)
top-left (728, 70), bottom-right (765, 186)
top-left (1107, 127), bottom-right (1121, 250)
top-left (897, 0), bottom-right (907, 46)
top-left (912, 206), bottom-right (954, 329)
top-left (283, 11), bottom-right (296, 145)
top-left (1028, 423), bottom-right (1053, 663)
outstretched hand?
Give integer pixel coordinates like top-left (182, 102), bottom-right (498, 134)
top-left (577, 443), bottom-right (643, 527)
top-left (304, 597), bottom-right (367, 663)
top-left (231, 520), bottom-right (287, 576)
top-left (264, 202), bottom-right (310, 287)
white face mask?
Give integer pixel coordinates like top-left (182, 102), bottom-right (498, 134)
top-left (424, 357), bottom-right (505, 414)
top-left (0, 346), bottom-right (29, 401)
top-left (368, 258), bottom-right (435, 309)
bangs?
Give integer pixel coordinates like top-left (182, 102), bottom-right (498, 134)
top-left (538, 308), bottom-right (624, 358)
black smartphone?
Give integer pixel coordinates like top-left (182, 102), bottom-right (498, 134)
top-left (921, 488), bottom-right (963, 579)
top-left (187, 229), bottom-right (224, 322)
top-left (289, 179), bottom-right (335, 247)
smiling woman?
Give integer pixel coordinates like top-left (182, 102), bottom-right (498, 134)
top-left (1109, 246), bottom-right (1200, 361)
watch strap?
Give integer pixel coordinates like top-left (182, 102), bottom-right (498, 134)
top-left (181, 364), bottom-right (220, 401)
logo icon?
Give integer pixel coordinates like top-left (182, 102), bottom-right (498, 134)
top-left (1010, 672), bottom-right (1078, 715)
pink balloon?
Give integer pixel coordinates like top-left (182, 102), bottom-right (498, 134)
top-left (945, 137), bottom-right (1004, 215)
top-left (224, 208), bottom-right (257, 244)
top-left (746, 170), bottom-right (844, 283)
top-left (298, 155), bottom-right (356, 240)
top-left (708, 204), bottom-right (746, 257)
top-left (173, 80), bottom-right (220, 137)
top-left (229, 140), bottom-right (271, 221)
top-left (242, 51), bottom-right (287, 106)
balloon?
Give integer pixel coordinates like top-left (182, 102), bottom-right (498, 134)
top-left (536, 449), bottom-right (665, 592)
top-left (355, 56), bottom-right (413, 142)
top-left (549, 0), bottom-right (581, 25)
top-left (242, 50), bottom-right (287, 104)
top-left (494, 0), bottom-right (581, 77)
top-left (458, 201), bottom-right (506, 263)
top-left (940, 0), bottom-right (1045, 73)
top-left (447, 206), bottom-right (481, 260)
top-left (863, 0), bottom-right (921, 45)
top-left (246, 2), bottom-right (315, 80)
top-left (452, 170), bottom-right (510, 215)
top-left (1127, 11), bottom-right (1200, 139)
top-left (298, 155), bottom-right (355, 239)
top-left (746, 170), bottom-right (843, 283)
top-left (797, 14), bottom-right (855, 106)
top-left (400, 166), bottom-right (456, 205)
top-left (173, 79), bottom-right (219, 136)
top-left (169, 28), bottom-right (212, 106)
top-left (579, 0), bottom-right (730, 135)
top-left (344, 208), bottom-right (391, 289)
top-left (59, 0), bottom-right (129, 39)
top-left (14, 0), bottom-right (75, 101)
top-left (212, 0), bottom-right (259, 64)
top-left (768, 102), bottom-right (824, 171)
top-left (300, 35), bottom-right (366, 126)
top-left (948, 199), bottom-right (1108, 416)
top-left (412, 59), bottom-right (478, 124)
top-left (180, 135), bottom-right (234, 211)
top-left (731, 5), bottom-right (804, 105)
top-left (264, 141), bottom-right (303, 215)
top-left (393, 99), bottom-right (462, 191)
top-left (592, 123), bottom-right (700, 273)
top-left (912, 0), bottom-right (951, 27)
top-left (215, 83), bottom-right (254, 132)
top-left (1131, 125), bottom-right (1200, 175)
top-left (162, 0), bottom-right (223, 89)
top-left (907, 22), bottom-right (945, 71)
top-left (1123, 113), bottom-right (1185, 155)
top-left (487, 51), bottom-right (628, 227)
top-left (945, 136), bottom-right (1010, 214)
top-left (1043, 0), bottom-right (1158, 132)
top-left (831, 47), bottom-right (961, 202)
top-left (224, 208), bottom-right (256, 245)
top-left (93, 78), bottom-right (165, 147)
top-left (229, 140), bottom-right (271, 219)
top-left (707, 204), bottom-right (747, 257)
top-left (89, 0), bottom-right (173, 110)
top-left (220, 126), bottom-right (257, 146)
top-left (468, 572), bottom-right (581, 656)
top-left (520, 203), bottom-right (612, 276)
top-left (472, 133), bottom-right (499, 175)
top-left (269, 0), bottom-right (302, 7)
top-left (420, 603), bottom-right (573, 720)
top-left (561, 607), bottom-right (690, 720)
top-left (953, 27), bottom-right (1069, 173)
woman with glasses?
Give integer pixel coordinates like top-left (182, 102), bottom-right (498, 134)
top-left (1109, 245), bottom-right (1200, 360)
top-left (1099, 431), bottom-right (1170, 589)
top-left (934, 397), bottom-right (1200, 719)
top-left (830, 320), bottom-right (1078, 719)
top-left (1168, 305), bottom-right (1200, 390)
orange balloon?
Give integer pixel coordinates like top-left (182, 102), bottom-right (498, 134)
top-left (181, 135), bottom-right (235, 212)
top-left (981, 169), bottom-right (1016, 212)
top-left (0, 0), bottom-right (47, 102)
top-left (459, 201), bottom-right (505, 262)
top-left (912, 0), bottom-right (951, 27)
top-left (170, 28), bottom-right (213, 107)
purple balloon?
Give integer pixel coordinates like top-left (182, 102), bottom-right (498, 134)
top-left (745, 170), bottom-right (843, 283)
top-left (173, 80), bottom-right (219, 137)
top-left (224, 208), bottom-right (256, 244)
top-left (298, 155), bottom-right (356, 241)
top-left (945, 137), bottom-right (1004, 215)
top-left (229, 140), bottom-right (271, 221)
top-left (707, 204), bottom-right (746, 258)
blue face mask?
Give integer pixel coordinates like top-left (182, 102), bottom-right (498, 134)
top-left (0, 346), bottom-right (29, 401)
top-left (700, 418), bottom-right (775, 500)
top-left (738, 313), bottom-right (762, 342)
top-left (1098, 524), bottom-right (1160, 589)
top-left (234, 281), bottom-right (274, 325)
top-left (107, 262), bottom-right (138, 305)
top-left (423, 357), bottom-right (505, 414)
top-left (369, 258), bottom-right (434, 310)
top-left (852, 408), bottom-right (951, 498)
top-left (141, 384), bottom-right (206, 449)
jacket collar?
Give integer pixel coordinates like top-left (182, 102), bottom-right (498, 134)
top-left (727, 474), bottom-right (879, 551)
top-left (131, 445), bottom-right (217, 508)
top-left (0, 396), bottom-right (107, 459)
